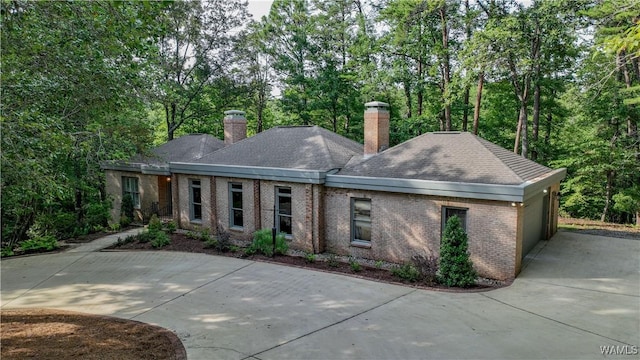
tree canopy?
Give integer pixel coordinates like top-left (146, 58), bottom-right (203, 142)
top-left (1, 0), bottom-right (639, 248)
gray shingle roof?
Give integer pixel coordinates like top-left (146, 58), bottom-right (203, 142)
top-left (338, 132), bottom-right (553, 185)
top-left (193, 126), bottom-right (363, 171)
top-left (133, 134), bottom-right (225, 165)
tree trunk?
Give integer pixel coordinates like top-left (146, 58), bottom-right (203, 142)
top-left (440, 5), bottom-right (452, 131)
top-left (531, 82), bottom-right (541, 161)
top-left (404, 80), bottom-right (412, 118)
top-left (463, 86), bottom-right (470, 132)
top-left (473, 72), bottom-right (484, 135)
top-left (601, 170), bottom-right (614, 222)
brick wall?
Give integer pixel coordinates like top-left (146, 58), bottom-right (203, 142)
top-left (176, 174), bottom-right (212, 231)
top-left (105, 170), bottom-right (158, 224)
top-left (324, 188), bottom-right (519, 280)
top-left (259, 181), bottom-right (317, 253)
top-left (214, 177), bottom-right (257, 243)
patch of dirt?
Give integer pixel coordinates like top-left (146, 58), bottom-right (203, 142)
top-left (106, 233), bottom-right (499, 292)
top-left (559, 217), bottom-right (640, 240)
top-left (0, 308), bottom-right (186, 360)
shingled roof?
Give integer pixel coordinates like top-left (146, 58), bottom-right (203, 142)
top-left (133, 134), bottom-right (225, 165)
top-left (338, 132), bottom-right (553, 185)
top-left (193, 126), bottom-right (363, 171)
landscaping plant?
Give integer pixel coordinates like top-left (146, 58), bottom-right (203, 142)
top-left (438, 216), bottom-right (477, 287)
top-left (249, 228), bottom-right (288, 256)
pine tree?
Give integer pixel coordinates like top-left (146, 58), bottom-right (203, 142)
top-left (438, 215), bottom-right (477, 287)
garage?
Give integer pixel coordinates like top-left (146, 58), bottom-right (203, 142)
top-left (522, 192), bottom-right (548, 258)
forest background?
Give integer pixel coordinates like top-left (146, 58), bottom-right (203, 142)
top-left (2, 0), bottom-right (639, 248)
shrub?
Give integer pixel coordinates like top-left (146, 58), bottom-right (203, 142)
top-left (164, 221), bottom-right (177, 234)
top-left (121, 194), bottom-right (135, 222)
top-left (214, 225), bottom-right (232, 252)
top-left (249, 228), bottom-right (288, 256)
top-left (304, 253), bottom-right (316, 263)
top-left (327, 253), bottom-right (339, 268)
top-left (186, 230), bottom-right (200, 240)
top-left (84, 201), bottom-right (110, 232)
top-left (148, 215), bottom-right (163, 233)
top-left (135, 231), bottom-right (155, 243)
top-left (1, 246), bottom-right (15, 257)
top-left (374, 260), bottom-right (384, 269)
top-left (109, 222), bottom-right (121, 232)
top-left (411, 254), bottom-right (439, 284)
top-left (19, 235), bottom-right (59, 252)
top-left (203, 237), bottom-right (218, 249)
top-left (199, 228), bottom-right (212, 242)
top-left (438, 215), bottom-right (477, 287)
top-left (391, 263), bottom-right (421, 282)
top-left (348, 257), bottom-right (362, 272)
top-left (151, 231), bottom-right (171, 248)
top-left (120, 215), bottom-right (131, 228)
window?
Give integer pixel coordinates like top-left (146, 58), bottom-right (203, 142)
top-left (122, 176), bottom-right (140, 208)
top-left (189, 179), bottom-right (202, 222)
top-left (442, 207), bottom-right (467, 233)
top-left (351, 198), bottom-right (371, 244)
top-left (229, 183), bottom-right (243, 229)
top-left (276, 187), bottom-right (292, 235)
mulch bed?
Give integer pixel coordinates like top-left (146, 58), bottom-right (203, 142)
top-left (105, 232), bottom-right (499, 292)
top-left (0, 308), bottom-right (186, 360)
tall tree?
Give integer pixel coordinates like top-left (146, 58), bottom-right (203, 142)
top-left (1, 1), bottom-right (164, 245)
top-left (154, 0), bottom-right (249, 140)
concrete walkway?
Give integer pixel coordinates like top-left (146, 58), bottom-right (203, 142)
top-left (1, 230), bottom-right (638, 359)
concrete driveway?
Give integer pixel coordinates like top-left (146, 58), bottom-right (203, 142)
top-left (1, 230), bottom-right (638, 359)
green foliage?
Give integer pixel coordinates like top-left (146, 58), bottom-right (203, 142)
top-left (249, 229), bottom-right (288, 257)
top-left (348, 257), bottom-right (362, 272)
top-left (121, 195), bottom-right (135, 222)
top-left (412, 254), bottom-right (439, 284)
top-left (438, 216), bottom-right (477, 287)
top-left (119, 215), bottom-right (132, 228)
top-left (164, 221), bottom-right (177, 234)
top-left (19, 235), bottom-right (59, 252)
top-left (304, 253), bottom-right (316, 263)
top-left (150, 231), bottom-right (171, 249)
top-left (148, 215), bottom-right (163, 233)
top-left (327, 253), bottom-right (339, 268)
top-left (391, 263), bottom-right (421, 282)
top-left (1, 246), bottom-right (15, 257)
top-left (109, 222), bottom-right (121, 232)
top-left (374, 260), bottom-right (384, 269)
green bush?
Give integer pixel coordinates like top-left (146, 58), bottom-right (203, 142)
top-left (349, 257), bottom-right (362, 272)
top-left (19, 235), bottom-right (59, 252)
top-left (327, 253), bottom-right (339, 267)
top-left (304, 253), bottom-right (316, 263)
top-left (120, 215), bottom-right (131, 228)
top-left (121, 194), bottom-right (135, 222)
top-left (148, 214), bottom-right (163, 233)
top-left (151, 231), bottom-right (171, 248)
top-left (391, 263), bottom-right (421, 282)
top-left (164, 221), bottom-right (177, 234)
top-left (249, 228), bottom-right (288, 256)
top-left (438, 216), bottom-right (477, 287)
top-left (136, 231), bottom-right (155, 243)
top-left (32, 211), bottom-right (76, 240)
top-left (203, 237), bottom-right (218, 249)
top-left (84, 201), bottom-right (110, 232)
top-left (1, 246), bottom-right (15, 257)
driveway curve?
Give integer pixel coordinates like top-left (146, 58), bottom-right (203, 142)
top-left (2, 229), bottom-right (638, 360)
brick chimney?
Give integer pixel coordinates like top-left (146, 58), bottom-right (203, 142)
top-left (223, 110), bottom-right (247, 145)
top-left (364, 101), bottom-right (390, 157)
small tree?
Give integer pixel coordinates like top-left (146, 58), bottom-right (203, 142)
top-left (438, 215), bottom-right (477, 287)
top-left (120, 194), bottom-right (135, 224)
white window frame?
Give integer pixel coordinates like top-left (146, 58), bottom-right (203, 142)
top-left (122, 176), bottom-right (140, 208)
top-left (229, 182), bottom-right (243, 229)
top-left (189, 179), bottom-right (202, 222)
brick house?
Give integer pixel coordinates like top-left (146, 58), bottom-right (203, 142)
top-left (103, 103), bottom-right (565, 280)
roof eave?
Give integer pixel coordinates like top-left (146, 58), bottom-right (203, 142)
top-left (170, 162), bottom-right (326, 184)
top-left (100, 161), bottom-right (143, 173)
top-left (522, 168), bottom-right (567, 202)
top-left (325, 174), bottom-right (526, 202)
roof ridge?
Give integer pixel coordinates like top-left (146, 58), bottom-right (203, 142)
top-left (471, 134), bottom-right (526, 182)
top-left (314, 126), bottom-right (339, 168)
